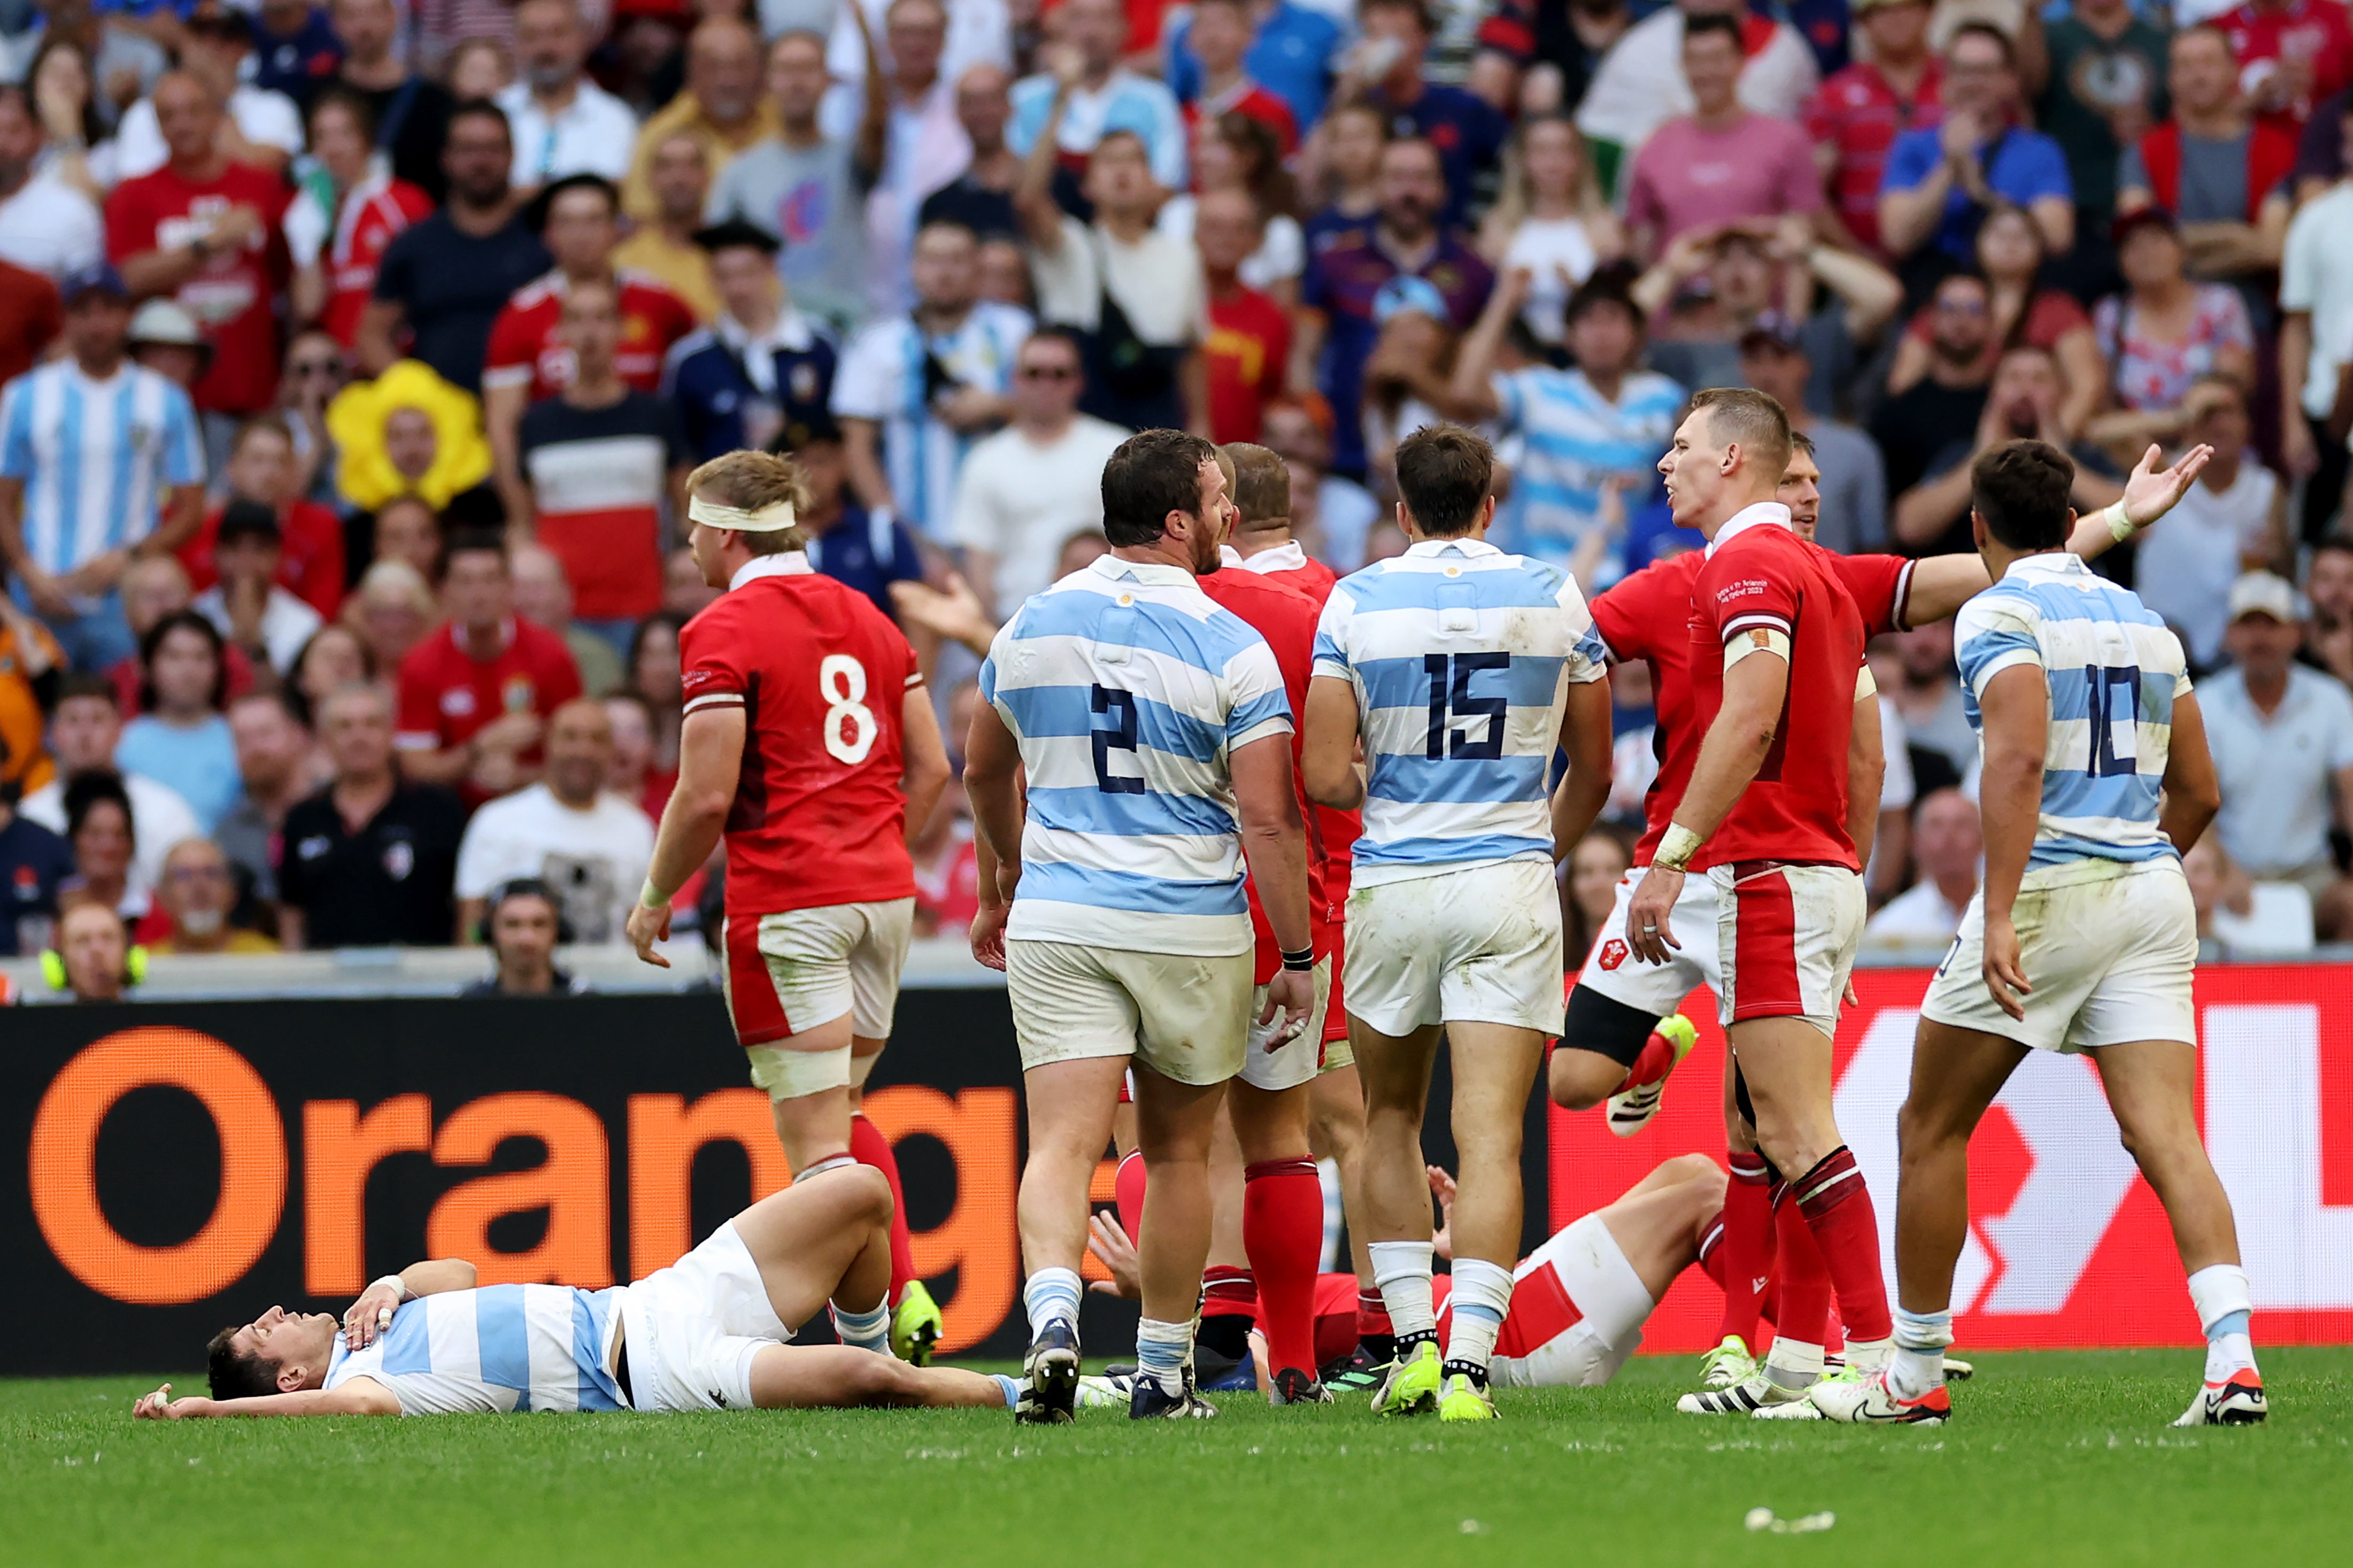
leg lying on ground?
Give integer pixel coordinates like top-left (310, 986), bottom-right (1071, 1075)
top-left (747, 1345), bottom-right (1012, 1410)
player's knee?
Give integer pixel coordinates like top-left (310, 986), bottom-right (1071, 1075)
top-left (1547, 1047), bottom-right (1617, 1110)
top-left (847, 1353), bottom-right (922, 1407)
top-left (844, 1164), bottom-right (895, 1227)
top-left (1664, 1152), bottom-right (1722, 1187)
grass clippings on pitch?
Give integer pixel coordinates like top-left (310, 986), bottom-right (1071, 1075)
top-left (4, 1348), bottom-right (2348, 1567)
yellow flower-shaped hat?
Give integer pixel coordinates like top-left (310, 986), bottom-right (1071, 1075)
top-left (327, 360), bottom-right (495, 512)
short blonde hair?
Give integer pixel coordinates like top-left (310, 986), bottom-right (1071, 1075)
top-left (685, 449), bottom-right (811, 553)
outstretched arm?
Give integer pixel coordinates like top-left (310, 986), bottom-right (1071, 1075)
top-left (134, 1377), bottom-right (400, 1420)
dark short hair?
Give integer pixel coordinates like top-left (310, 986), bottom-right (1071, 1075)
top-left (445, 98), bottom-right (513, 141)
top-left (1020, 326), bottom-right (1088, 366)
top-left (1683, 11), bottom-right (1743, 51)
top-left (230, 688), bottom-right (307, 730)
top-left (1789, 427), bottom-right (1817, 460)
top-left (63, 769), bottom-right (135, 846)
top-left (1100, 429), bottom-right (1219, 549)
top-left (1970, 439), bottom-right (2075, 552)
top-left (207, 1326), bottom-right (277, 1401)
top-left (57, 672), bottom-right (121, 710)
top-left (1360, 0), bottom-right (1435, 34)
top-left (307, 83), bottom-right (379, 142)
top-left (1565, 263), bottom-right (1644, 332)
top-left (435, 527), bottom-right (508, 584)
top-left (1393, 424), bottom-right (1494, 538)
top-left (139, 609), bottom-right (228, 714)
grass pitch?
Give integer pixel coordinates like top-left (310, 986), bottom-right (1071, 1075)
top-left (5, 1349), bottom-right (2349, 1567)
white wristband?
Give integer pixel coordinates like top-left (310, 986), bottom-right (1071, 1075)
top-left (2104, 500), bottom-right (2134, 543)
top-left (370, 1275), bottom-right (409, 1303)
top-left (1655, 822), bottom-right (1703, 872)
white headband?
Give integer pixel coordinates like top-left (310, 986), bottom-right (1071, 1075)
top-left (689, 495), bottom-right (799, 532)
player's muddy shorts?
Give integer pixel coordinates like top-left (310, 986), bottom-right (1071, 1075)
top-left (722, 898), bottom-right (915, 1047)
top-left (1573, 867), bottom-right (1724, 1015)
top-left (1711, 861), bottom-right (1864, 1039)
top-left (1006, 940), bottom-right (1253, 1086)
top-left (1344, 859), bottom-right (1565, 1037)
top-left (1922, 857), bottom-right (2197, 1053)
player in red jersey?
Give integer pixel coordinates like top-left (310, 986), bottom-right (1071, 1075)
top-left (481, 174), bottom-right (699, 530)
top-left (1189, 446), bottom-right (1339, 1404)
top-left (1617, 388), bottom-right (1888, 1409)
top-left (627, 450), bottom-right (955, 1364)
top-left (1213, 443), bottom-right (1396, 1380)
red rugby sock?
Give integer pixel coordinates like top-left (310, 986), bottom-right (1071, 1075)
top-left (1114, 1149), bottom-right (1147, 1245)
top-left (847, 1115), bottom-right (917, 1301)
top-left (1770, 1185), bottom-right (1832, 1349)
top-left (1714, 1153), bottom-right (1774, 1349)
top-left (1793, 1146), bottom-right (1892, 1343)
top-left (1244, 1157), bottom-right (1324, 1378)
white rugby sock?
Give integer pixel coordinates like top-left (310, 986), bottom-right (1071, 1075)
top-left (2187, 1264), bottom-right (2257, 1380)
top-left (1888, 1307), bottom-right (1952, 1400)
top-left (1135, 1316), bottom-right (1195, 1396)
top-left (1443, 1258), bottom-right (1514, 1384)
top-left (1762, 1337), bottom-right (1823, 1394)
top-left (830, 1300), bottom-right (891, 1356)
top-left (1022, 1268), bottom-right (1082, 1337)
top-left (1368, 1241), bottom-right (1437, 1342)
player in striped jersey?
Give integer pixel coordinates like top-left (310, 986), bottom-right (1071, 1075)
top-left (966, 429), bottom-right (1315, 1422)
top-left (1303, 423), bottom-right (1615, 1422)
top-left (134, 1170), bottom-right (1042, 1420)
top-left (1815, 442), bottom-right (2259, 1428)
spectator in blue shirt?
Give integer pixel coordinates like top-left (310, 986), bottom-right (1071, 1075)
top-left (1337, 0), bottom-right (1507, 229)
top-left (661, 219), bottom-right (839, 463)
top-left (0, 784), bottom-right (72, 959)
top-left (1878, 22), bottom-right (2073, 269)
top-left (785, 420), bottom-right (927, 619)
top-left (251, 0), bottom-right (342, 108)
top-left (1167, 0), bottom-right (1346, 134)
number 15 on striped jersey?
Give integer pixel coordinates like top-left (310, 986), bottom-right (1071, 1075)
top-left (1424, 653), bottom-right (1509, 761)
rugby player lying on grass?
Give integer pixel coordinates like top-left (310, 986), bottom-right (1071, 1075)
top-left (134, 1169), bottom-right (1073, 1420)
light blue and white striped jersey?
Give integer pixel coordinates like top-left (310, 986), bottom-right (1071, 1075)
top-left (1488, 366), bottom-right (1684, 576)
top-left (1006, 69), bottom-right (1190, 191)
top-left (323, 1284), bottom-right (627, 1416)
top-left (0, 360), bottom-right (203, 576)
top-left (1312, 537), bottom-right (1609, 886)
top-left (829, 301), bottom-right (1033, 542)
top-left (981, 554), bottom-right (1293, 956)
top-left (1953, 552), bottom-right (2192, 872)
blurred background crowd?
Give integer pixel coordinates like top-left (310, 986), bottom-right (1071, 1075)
top-left (3, 0), bottom-right (2351, 1000)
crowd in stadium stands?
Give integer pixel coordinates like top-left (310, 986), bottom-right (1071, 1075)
top-left (11, 0), bottom-right (2353, 993)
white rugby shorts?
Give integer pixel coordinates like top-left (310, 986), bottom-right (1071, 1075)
top-left (1573, 868), bottom-right (1724, 1015)
top-left (721, 897), bottom-right (915, 1047)
top-left (1005, 940), bottom-right (1253, 1086)
top-left (1475, 1214), bottom-right (1655, 1390)
top-left (618, 1219), bottom-right (793, 1413)
top-left (1710, 860), bottom-right (1865, 1039)
top-left (1344, 859), bottom-right (1565, 1038)
top-left (1921, 857), bottom-right (2198, 1053)
top-left (1243, 955), bottom-right (1332, 1091)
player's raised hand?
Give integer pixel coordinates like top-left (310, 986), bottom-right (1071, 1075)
top-left (1259, 968), bottom-right (1313, 1046)
top-left (626, 897), bottom-right (673, 968)
top-left (1981, 911), bottom-right (2033, 1022)
top-left (2120, 442), bottom-right (2216, 529)
top-left (1085, 1212), bottom-right (1141, 1300)
top-left (1625, 866), bottom-right (1684, 966)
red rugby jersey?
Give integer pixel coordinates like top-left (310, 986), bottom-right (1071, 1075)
top-left (679, 557), bottom-right (921, 915)
top-left (1594, 547), bottom-right (1910, 866)
top-left (1684, 516), bottom-right (1871, 871)
top-left (1199, 565), bottom-right (1331, 980)
top-left (1226, 544), bottom-right (1356, 923)
top-left (481, 268), bottom-right (699, 400)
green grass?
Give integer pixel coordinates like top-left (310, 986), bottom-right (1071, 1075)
top-left (4, 1350), bottom-right (2349, 1567)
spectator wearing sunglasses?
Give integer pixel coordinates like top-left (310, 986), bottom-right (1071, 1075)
top-left (946, 328), bottom-right (1128, 621)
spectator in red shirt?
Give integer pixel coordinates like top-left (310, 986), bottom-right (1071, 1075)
top-left (1180, 0), bottom-right (1299, 158)
top-left (287, 87), bottom-right (435, 351)
top-left (1198, 188), bottom-right (1292, 444)
top-left (2220, 0), bottom-right (2353, 135)
top-left (106, 72), bottom-right (294, 443)
top-left (480, 173), bottom-right (698, 531)
top-left (515, 277), bottom-right (694, 647)
top-left (179, 417), bottom-right (349, 621)
top-left (394, 530), bottom-right (583, 805)
top-left (1805, 0), bottom-right (1941, 256)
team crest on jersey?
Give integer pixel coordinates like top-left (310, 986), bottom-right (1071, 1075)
top-left (1599, 938), bottom-right (1628, 971)
top-left (382, 839), bottom-right (414, 882)
top-left (503, 676), bottom-right (537, 714)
